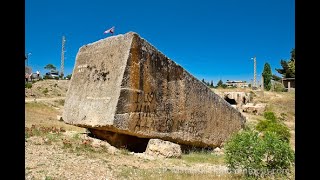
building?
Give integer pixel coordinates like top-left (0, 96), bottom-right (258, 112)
top-left (281, 78), bottom-right (295, 91)
top-left (225, 80), bottom-right (249, 88)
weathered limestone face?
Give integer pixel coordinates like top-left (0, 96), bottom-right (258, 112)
top-left (63, 32), bottom-right (246, 148)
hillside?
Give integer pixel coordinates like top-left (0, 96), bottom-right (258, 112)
top-left (25, 79), bottom-right (70, 99)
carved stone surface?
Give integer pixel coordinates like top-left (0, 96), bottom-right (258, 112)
top-left (63, 32), bottom-right (246, 148)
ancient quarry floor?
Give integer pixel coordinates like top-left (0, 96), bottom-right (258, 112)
top-left (25, 80), bottom-right (295, 179)
top-left (26, 134), bottom-right (233, 180)
top-left (25, 101), bottom-right (235, 180)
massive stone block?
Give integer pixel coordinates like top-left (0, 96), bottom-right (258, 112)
top-left (62, 32), bottom-right (246, 148)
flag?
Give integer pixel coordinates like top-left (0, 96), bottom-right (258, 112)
top-left (103, 26), bottom-right (115, 35)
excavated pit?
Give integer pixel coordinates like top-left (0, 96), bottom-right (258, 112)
top-left (224, 96), bottom-right (237, 105)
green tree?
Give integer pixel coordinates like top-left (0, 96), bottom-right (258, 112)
top-left (217, 80), bottom-right (223, 87)
top-left (66, 74), bottom-right (72, 80)
top-left (288, 49), bottom-right (295, 75)
top-left (290, 48), bottom-right (295, 62)
top-left (272, 74), bottom-right (281, 81)
top-left (275, 48), bottom-right (295, 78)
top-left (210, 80), bottom-right (213, 87)
top-left (262, 63), bottom-right (272, 91)
top-left (44, 64), bottom-right (56, 71)
top-left (202, 79), bottom-right (205, 83)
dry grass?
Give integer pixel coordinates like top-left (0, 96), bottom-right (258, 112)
top-left (25, 102), bottom-right (85, 132)
top-left (257, 91), bottom-right (295, 122)
top-left (26, 126), bottom-right (237, 179)
top-left (117, 167), bottom-right (243, 180)
top-left (255, 91), bottom-right (295, 150)
top-left (246, 90), bottom-right (295, 150)
top-left (25, 79), bottom-right (70, 98)
top-left (181, 151), bottom-right (225, 165)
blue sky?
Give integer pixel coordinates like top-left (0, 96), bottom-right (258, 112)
top-left (26, 0), bottom-right (294, 85)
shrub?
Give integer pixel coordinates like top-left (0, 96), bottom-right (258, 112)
top-left (221, 84), bottom-right (228, 89)
top-left (256, 111), bottom-right (291, 142)
top-left (262, 132), bottom-right (295, 171)
top-left (256, 120), bottom-right (291, 142)
top-left (224, 129), bottom-right (294, 178)
top-left (263, 111), bottom-right (277, 122)
top-left (25, 83), bottom-right (32, 89)
top-left (279, 113), bottom-right (287, 121)
top-left (273, 82), bottom-right (286, 92)
top-left (225, 130), bottom-right (264, 176)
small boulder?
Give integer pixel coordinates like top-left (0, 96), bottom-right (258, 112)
top-left (145, 139), bottom-right (182, 158)
top-left (213, 147), bottom-right (221, 153)
top-left (212, 147), bottom-right (224, 155)
top-left (242, 103), bottom-right (266, 115)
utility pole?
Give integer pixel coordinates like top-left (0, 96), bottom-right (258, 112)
top-left (25, 52), bottom-right (32, 66)
top-left (25, 52), bottom-right (32, 74)
top-left (60, 36), bottom-right (66, 78)
top-left (261, 74), bottom-right (264, 90)
top-left (251, 56), bottom-right (257, 89)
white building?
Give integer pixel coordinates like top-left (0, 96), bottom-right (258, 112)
top-left (225, 80), bottom-right (249, 88)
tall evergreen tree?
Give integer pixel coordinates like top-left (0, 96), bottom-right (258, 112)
top-left (262, 63), bottom-right (272, 91)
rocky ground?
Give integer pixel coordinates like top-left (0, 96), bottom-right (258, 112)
top-left (25, 79), bottom-right (70, 99)
top-left (25, 80), bottom-right (295, 179)
top-left (25, 131), bottom-right (231, 180)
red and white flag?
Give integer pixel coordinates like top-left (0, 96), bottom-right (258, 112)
top-left (103, 26), bottom-right (115, 35)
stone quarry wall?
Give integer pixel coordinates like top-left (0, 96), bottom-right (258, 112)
top-left (63, 32), bottom-right (246, 148)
